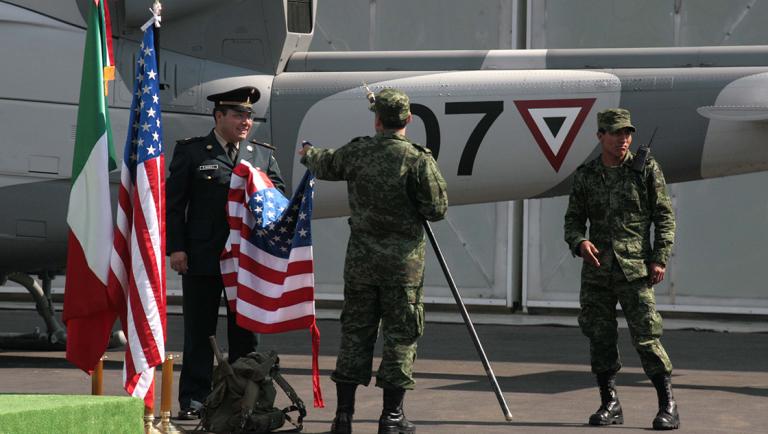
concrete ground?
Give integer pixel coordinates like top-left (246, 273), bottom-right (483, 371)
top-left (0, 307), bottom-right (767, 433)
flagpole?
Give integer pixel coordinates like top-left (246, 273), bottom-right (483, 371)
top-left (423, 221), bottom-right (514, 421)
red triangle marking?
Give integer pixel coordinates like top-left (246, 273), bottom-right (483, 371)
top-left (514, 98), bottom-right (596, 172)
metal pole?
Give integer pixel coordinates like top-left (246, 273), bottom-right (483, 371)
top-left (423, 221), bottom-right (513, 421)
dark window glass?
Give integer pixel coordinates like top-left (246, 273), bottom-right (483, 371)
top-left (287, 0), bottom-right (313, 33)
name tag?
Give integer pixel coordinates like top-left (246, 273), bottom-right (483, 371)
top-left (198, 164), bottom-right (218, 171)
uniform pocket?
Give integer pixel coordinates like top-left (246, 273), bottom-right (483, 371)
top-left (403, 286), bottom-right (425, 339)
top-left (414, 303), bottom-right (424, 338)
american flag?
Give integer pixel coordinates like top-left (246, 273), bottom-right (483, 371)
top-left (221, 162), bottom-right (324, 407)
top-left (107, 25), bottom-right (166, 405)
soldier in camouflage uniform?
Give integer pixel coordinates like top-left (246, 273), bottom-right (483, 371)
top-left (299, 88), bottom-right (448, 434)
top-left (564, 108), bottom-right (680, 430)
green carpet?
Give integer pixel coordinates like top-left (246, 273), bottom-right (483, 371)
top-left (0, 394), bottom-right (144, 434)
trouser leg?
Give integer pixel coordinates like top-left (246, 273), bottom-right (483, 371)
top-left (578, 279), bottom-right (622, 375)
top-left (332, 282), bottom-right (381, 386)
top-left (617, 277), bottom-right (672, 377)
top-left (179, 275), bottom-right (221, 408)
top-left (376, 285), bottom-right (424, 390)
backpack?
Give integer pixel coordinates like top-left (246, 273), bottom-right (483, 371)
top-left (201, 348), bottom-right (306, 433)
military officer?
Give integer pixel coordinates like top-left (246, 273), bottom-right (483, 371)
top-left (564, 108), bottom-right (679, 430)
top-left (299, 88), bottom-right (448, 434)
top-left (166, 86), bottom-right (285, 419)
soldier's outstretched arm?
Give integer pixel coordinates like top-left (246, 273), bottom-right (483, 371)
top-left (300, 144), bottom-right (347, 181)
top-left (563, 171), bottom-right (588, 256)
top-left (648, 160), bottom-right (676, 265)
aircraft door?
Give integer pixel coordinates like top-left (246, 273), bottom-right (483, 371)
top-left (114, 39), bottom-right (202, 112)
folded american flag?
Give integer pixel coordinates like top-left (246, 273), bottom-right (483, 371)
top-left (221, 161), bottom-right (323, 407)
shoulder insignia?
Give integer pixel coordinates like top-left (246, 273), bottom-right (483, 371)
top-left (175, 136), bottom-right (204, 145)
top-left (249, 139), bottom-right (275, 150)
top-left (410, 142), bottom-right (431, 154)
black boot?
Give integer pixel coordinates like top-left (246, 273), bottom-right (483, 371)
top-left (331, 383), bottom-right (357, 434)
top-left (651, 374), bottom-right (680, 430)
top-left (589, 371), bottom-right (624, 426)
top-left (378, 388), bottom-right (416, 434)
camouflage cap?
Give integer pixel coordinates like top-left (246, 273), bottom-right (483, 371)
top-left (597, 108), bottom-right (636, 133)
top-left (370, 88), bottom-right (410, 124)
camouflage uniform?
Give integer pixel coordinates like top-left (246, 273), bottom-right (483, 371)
top-left (301, 89), bottom-right (448, 389)
top-left (564, 112), bottom-right (676, 378)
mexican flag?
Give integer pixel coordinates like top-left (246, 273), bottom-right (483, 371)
top-left (63, 0), bottom-right (119, 373)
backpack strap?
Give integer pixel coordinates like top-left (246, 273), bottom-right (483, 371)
top-left (273, 370), bottom-right (307, 431)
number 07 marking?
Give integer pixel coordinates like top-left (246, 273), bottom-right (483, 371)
top-left (410, 101), bottom-right (504, 176)
top-left (446, 101), bottom-right (504, 176)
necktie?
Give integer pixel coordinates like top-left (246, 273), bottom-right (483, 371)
top-left (226, 142), bottom-right (238, 162)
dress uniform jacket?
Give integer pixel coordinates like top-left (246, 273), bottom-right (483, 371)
top-left (166, 130), bottom-right (285, 275)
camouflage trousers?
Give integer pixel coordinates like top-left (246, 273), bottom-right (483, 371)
top-left (578, 260), bottom-right (673, 378)
top-left (331, 281), bottom-right (425, 390)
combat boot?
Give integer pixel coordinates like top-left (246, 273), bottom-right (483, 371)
top-left (589, 371), bottom-right (623, 426)
top-left (331, 383), bottom-right (357, 434)
top-left (378, 388), bottom-right (416, 434)
top-left (651, 374), bottom-right (680, 430)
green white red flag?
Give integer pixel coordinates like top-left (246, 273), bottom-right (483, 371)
top-left (63, 0), bottom-right (119, 373)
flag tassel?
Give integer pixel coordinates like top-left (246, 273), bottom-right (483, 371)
top-left (310, 320), bottom-right (324, 408)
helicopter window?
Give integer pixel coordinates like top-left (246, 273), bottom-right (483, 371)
top-left (287, 0), bottom-right (313, 33)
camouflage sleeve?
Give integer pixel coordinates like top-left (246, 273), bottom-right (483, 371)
top-left (563, 170), bottom-right (588, 256)
top-left (409, 153), bottom-right (448, 222)
top-left (300, 145), bottom-right (347, 181)
top-left (648, 160), bottom-right (676, 265)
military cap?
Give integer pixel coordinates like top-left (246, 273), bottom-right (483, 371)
top-left (597, 108), bottom-right (636, 133)
top-left (207, 86), bottom-right (260, 113)
top-left (370, 88), bottom-right (411, 124)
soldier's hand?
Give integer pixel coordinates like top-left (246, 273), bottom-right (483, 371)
top-left (579, 241), bottom-right (601, 267)
top-left (170, 251), bottom-right (188, 274)
top-left (648, 262), bottom-right (665, 285)
top-left (298, 141), bottom-right (312, 156)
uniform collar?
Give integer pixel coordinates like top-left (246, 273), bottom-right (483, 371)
top-left (213, 129), bottom-right (238, 152)
top-left (375, 131), bottom-right (408, 142)
top-left (597, 150), bottom-right (634, 169)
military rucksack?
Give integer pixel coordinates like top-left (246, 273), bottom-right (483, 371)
top-left (201, 341), bottom-right (306, 434)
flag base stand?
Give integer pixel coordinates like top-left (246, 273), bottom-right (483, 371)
top-left (144, 408), bottom-right (162, 434)
top-left (157, 411), bottom-right (181, 433)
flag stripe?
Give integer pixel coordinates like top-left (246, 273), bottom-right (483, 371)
top-left (67, 132), bottom-right (114, 286)
top-left (236, 314), bottom-right (316, 334)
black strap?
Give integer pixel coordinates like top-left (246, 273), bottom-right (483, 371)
top-left (273, 370), bottom-right (306, 431)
